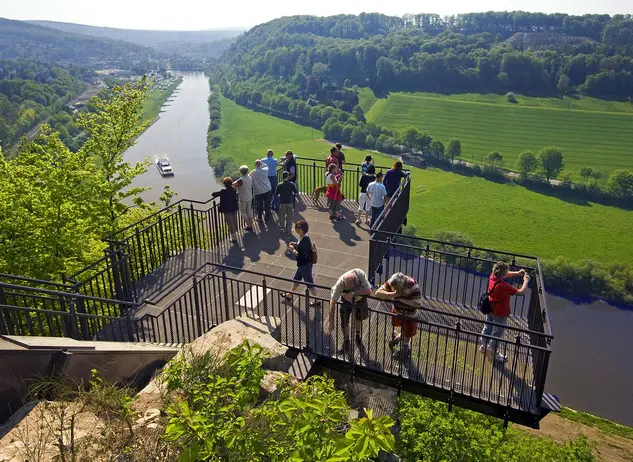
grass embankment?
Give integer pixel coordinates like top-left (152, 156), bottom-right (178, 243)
top-left (213, 96), bottom-right (633, 266)
top-left (141, 76), bottom-right (183, 123)
top-left (361, 88), bottom-right (633, 179)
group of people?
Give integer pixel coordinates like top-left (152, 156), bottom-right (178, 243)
top-left (211, 149), bottom-right (298, 243)
top-left (212, 146), bottom-right (522, 363)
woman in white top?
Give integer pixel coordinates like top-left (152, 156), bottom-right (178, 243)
top-left (232, 165), bottom-right (254, 231)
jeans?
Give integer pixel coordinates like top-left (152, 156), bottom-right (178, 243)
top-left (480, 313), bottom-right (507, 351)
top-left (293, 263), bottom-right (314, 284)
top-left (279, 203), bottom-right (294, 232)
top-left (370, 205), bottom-right (384, 228)
top-left (268, 177), bottom-right (280, 209)
top-left (254, 192), bottom-right (271, 221)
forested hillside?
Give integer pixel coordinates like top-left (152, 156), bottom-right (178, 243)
top-left (28, 20), bottom-right (241, 47)
top-left (214, 12), bottom-right (633, 101)
top-left (0, 18), bottom-right (158, 69)
top-left (0, 59), bottom-right (91, 149)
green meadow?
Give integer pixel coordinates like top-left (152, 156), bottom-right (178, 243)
top-left (361, 89), bottom-right (633, 179)
top-left (213, 96), bottom-right (633, 266)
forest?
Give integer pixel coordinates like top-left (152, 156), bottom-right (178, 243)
top-left (0, 59), bottom-right (91, 150)
top-left (213, 12), bottom-right (633, 101)
top-left (0, 18), bottom-right (159, 69)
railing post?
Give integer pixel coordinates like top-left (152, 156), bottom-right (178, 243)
top-left (462, 249), bottom-right (472, 306)
top-left (158, 214), bottom-right (167, 263)
top-left (262, 277), bottom-right (269, 318)
top-left (304, 286), bottom-right (310, 351)
top-left (192, 274), bottom-right (203, 338)
top-left (422, 243), bottom-right (430, 299)
top-left (189, 203), bottom-right (198, 249)
top-left (75, 295), bottom-right (90, 340)
top-left (312, 161), bottom-right (316, 196)
top-left (450, 320), bottom-right (461, 408)
top-left (135, 228), bottom-right (145, 279)
top-left (0, 284), bottom-right (14, 336)
top-left (221, 271), bottom-right (230, 322)
top-left (178, 203), bottom-right (186, 251)
top-left (125, 303), bottom-right (134, 341)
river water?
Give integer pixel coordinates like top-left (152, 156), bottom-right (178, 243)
top-left (124, 72), bottom-right (633, 427)
top-left (125, 71), bottom-right (221, 204)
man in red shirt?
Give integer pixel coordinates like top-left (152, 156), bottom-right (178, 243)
top-left (325, 146), bottom-right (340, 173)
top-left (480, 262), bottom-right (530, 362)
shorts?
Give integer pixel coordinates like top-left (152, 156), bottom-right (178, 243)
top-left (339, 297), bottom-right (369, 329)
top-left (358, 193), bottom-right (370, 212)
top-left (239, 200), bottom-right (253, 219)
top-left (391, 306), bottom-right (418, 337)
top-left (224, 212), bottom-right (238, 234)
top-left (293, 263), bottom-right (314, 285)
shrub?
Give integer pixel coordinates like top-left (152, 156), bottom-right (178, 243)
top-left (506, 92), bottom-right (518, 103)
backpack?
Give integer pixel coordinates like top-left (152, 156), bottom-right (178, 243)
top-left (478, 280), bottom-right (501, 315)
top-left (310, 242), bottom-right (318, 264)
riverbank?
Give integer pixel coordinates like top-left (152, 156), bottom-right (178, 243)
top-left (141, 75), bottom-right (183, 124)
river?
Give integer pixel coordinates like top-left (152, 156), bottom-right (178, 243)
top-left (125, 71), bottom-right (221, 204)
top-left (124, 72), bottom-right (633, 427)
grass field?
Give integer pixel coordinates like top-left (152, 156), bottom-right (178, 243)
top-left (214, 96), bottom-right (633, 266)
top-left (361, 89), bottom-right (633, 179)
top-left (141, 76), bottom-right (183, 123)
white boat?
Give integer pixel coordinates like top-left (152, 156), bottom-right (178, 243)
top-left (156, 157), bottom-right (174, 176)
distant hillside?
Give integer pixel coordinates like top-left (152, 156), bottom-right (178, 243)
top-left (0, 18), bottom-right (157, 68)
top-left (505, 32), bottom-right (597, 52)
top-left (28, 20), bottom-right (242, 47)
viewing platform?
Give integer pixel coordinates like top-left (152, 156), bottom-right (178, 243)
top-left (0, 158), bottom-right (557, 429)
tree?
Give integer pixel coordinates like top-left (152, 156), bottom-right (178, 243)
top-left (350, 126), bottom-right (367, 146)
top-left (447, 138), bottom-right (461, 164)
top-left (0, 128), bottom-right (107, 280)
top-left (78, 77), bottom-right (152, 231)
top-left (539, 147), bottom-right (564, 181)
top-left (429, 140), bottom-right (445, 159)
top-left (516, 151), bottom-right (538, 179)
top-left (415, 132), bottom-right (432, 155)
top-left (557, 74), bottom-right (571, 94)
top-left (580, 166), bottom-right (594, 182)
top-left (487, 151), bottom-right (504, 169)
top-left (400, 126), bottom-right (420, 152)
top-left (606, 169), bottom-right (633, 198)
top-left (365, 134), bottom-right (376, 149)
top-left (352, 104), bottom-right (366, 122)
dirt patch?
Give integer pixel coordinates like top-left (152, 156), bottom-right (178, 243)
top-left (523, 414), bottom-right (633, 461)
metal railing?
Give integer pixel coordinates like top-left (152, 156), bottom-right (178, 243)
top-left (0, 261), bottom-right (551, 419)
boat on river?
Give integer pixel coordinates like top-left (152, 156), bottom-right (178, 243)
top-left (156, 157), bottom-right (174, 176)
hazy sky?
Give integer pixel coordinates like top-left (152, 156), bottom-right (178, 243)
top-left (1, 0), bottom-right (629, 30)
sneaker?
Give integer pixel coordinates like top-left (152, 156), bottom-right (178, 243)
top-left (309, 300), bottom-right (321, 307)
top-left (479, 344), bottom-right (487, 353)
top-left (336, 215), bottom-right (344, 221)
top-left (281, 292), bottom-right (293, 303)
top-left (494, 353), bottom-right (507, 363)
top-left (355, 219), bottom-right (361, 226)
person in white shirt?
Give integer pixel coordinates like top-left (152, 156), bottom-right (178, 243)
top-left (249, 160), bottom-right (272, 223)
top-left (366, 172), bottom-right (387, 228)
top-left (232, 165), bottom-right (254, 231)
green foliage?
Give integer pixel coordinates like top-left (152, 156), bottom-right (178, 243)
top-left (516, 151), bottom-right (538, 179)
top-left (506, 92), bottom-right (518, 103)
top-left (0, 127), bottom-right (107, 280)
top-left (429, 140), bottom-right (445, 160)
top-left (398, 394), bottom-right (596, 462)
top-left (447, 138), bottom-right (461, 164)
top-left (78, 77), bottom-right (152, 230)
top-left (606, 168), bottom-right (633, 198)
top-left (538, 146), bottom-right (564, 180)
top-left (163, 341), bottom-right (395, 461)
top-left (487, 151), bottom-right (504, 169)
top-left (560, 408), bottom-right (633, 441)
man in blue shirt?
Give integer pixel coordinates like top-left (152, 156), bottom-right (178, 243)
top-left (366, 172), bottom-right (387, 228)
top-left (262, 149), bottom-right (280, 211)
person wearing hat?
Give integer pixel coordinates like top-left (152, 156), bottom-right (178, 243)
top-left (232, 165), bottom-right (254, 231)
top-left (361, 154), bottom-right (374, 175)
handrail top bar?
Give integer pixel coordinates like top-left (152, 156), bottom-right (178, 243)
top-left (0, 273), bottom-right (73, 288)
top-left (191, 261), bottom-right (553, 341)
top-left (0, 281), bottom-right (139, 306)
top-left (371, 231), bottom-right (539, 261)
top-left (371, 238), bottom-right (538, 271)
top-left (105, 197), bottom-right (217, 240)
top-left (294, 155), bottom-right (408, 172)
